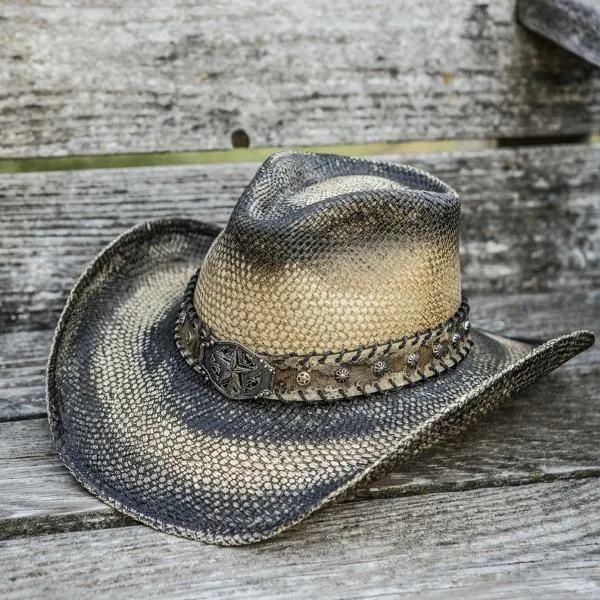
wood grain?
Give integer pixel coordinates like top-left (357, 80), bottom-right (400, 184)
top-left (3, 1), bottom-right (599, 588)
top-left (1, 144), bottom-right (599, 334)
top-left (2, 479), bottom-right (599, 599)
top-left (0, 330), bottom-right (50, 420)
top-left (518, 0), bottom-right (600, 67)
top-left (2, 340), bottom-right (598, 539)
top-left (2, 0), bottom-right (600, 157)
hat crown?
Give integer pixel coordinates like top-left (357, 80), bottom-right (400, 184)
top-left (194, 152), bottom-right (461, 356)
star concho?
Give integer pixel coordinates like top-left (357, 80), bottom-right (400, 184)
top-left (203, 341), bottom-right (275, 400)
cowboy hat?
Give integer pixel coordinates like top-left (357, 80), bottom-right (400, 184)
top-left (47, 151), bottom-right (594, 545)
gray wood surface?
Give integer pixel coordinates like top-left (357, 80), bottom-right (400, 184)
top-left (518, 0), bottom-right (600, 67)
top-left (2, 0), bottom-right (600, 158)
top-left (2, 144), bottom-right (599, 334)
top-left (3, 0), bottom-right (599, 593)
top-left (2, 479), bottom-right (599, 599)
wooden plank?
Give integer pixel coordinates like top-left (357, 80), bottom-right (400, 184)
top-left (1, 289), bottom-right (597, 421)
top-left (0, 330), bottom-right (50, 420)
top-left (518, 0), bottom-right (600, 67)
top-left (2, 0), bottom-right (600, 158)
top-left (2, 342), bottom-right (598, 539)
top-left (1, 479), bottom-right (599, 599)
top-left (1, 144), bottom-right (599, 333)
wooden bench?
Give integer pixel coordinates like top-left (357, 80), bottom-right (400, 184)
top-left (1, 1), bottom-right (599, 597)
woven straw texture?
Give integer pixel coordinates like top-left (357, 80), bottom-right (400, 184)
top-left (47, 216), bottom-right (593, 545)
top-left (195, 153), bottom-right (461, 355)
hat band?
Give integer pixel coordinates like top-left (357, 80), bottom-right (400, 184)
top-left (175, 271), bottom-right (472, 402)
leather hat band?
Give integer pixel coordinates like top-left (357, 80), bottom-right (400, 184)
top-left (175, 271), bottom-right (472, 402)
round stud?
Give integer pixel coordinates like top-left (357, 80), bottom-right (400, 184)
top-left (432, 342), bottom-right (445, 359)
top-left (334, 366), bottom-right (350, 384)
top-left (372, 360), bottom-right (389, 378)
top-left (406, 352), bottom-right (420, 369)
top-left (463, 320), bottom-right (471, 334)
top-left (296, 371), bottom-right (311, 387)
top-left (184, 329), bottom-right (197, 345)
top-left (451, 332), bottom-right (461, 346)
top-left (178, 311), bottom-right (186, 324)
top-left (199, 323), bottom-right (211, 341)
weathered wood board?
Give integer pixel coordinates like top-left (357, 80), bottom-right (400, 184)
top-left (518, 0), bottom-right (600, 67)
top-left (1, 144), bottom-right (599, 334)
top-left (2, 0), bottom-right (599, 593)
top-left (2, 479), bottom-right (599, 599)
top-left (2, 0), bottom-right (600, 157)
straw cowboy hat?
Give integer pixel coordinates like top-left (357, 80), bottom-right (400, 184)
top-left (47, 151), bottom-right (594, 545)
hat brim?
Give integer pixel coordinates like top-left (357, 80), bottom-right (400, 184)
top-left (47, 219), bottom-right (594, 546)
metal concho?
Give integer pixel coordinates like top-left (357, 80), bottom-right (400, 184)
top-left (203, 341), bottom-right (274, 400)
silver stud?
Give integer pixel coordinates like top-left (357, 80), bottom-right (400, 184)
top-left (199, 324), bottom-right (211, 341)
top-left (178, 311), bottom-right (187, 324)
top-left (296, 371), bottom-right (311, 387)
top-left (184, 329), bottom-right (196, 345)
top-left (432, 343), bottom-right (445, 359)
top-left (463, 320), bottom-right (471, 334)
top-left (451, 332), bottom-right (461, 346)
top-left (334, 366), bottom-right (350, 384)
top-left (372, 360), bottom-right (389, 378)
top-left (406, 352), bottom-right (420, 369)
